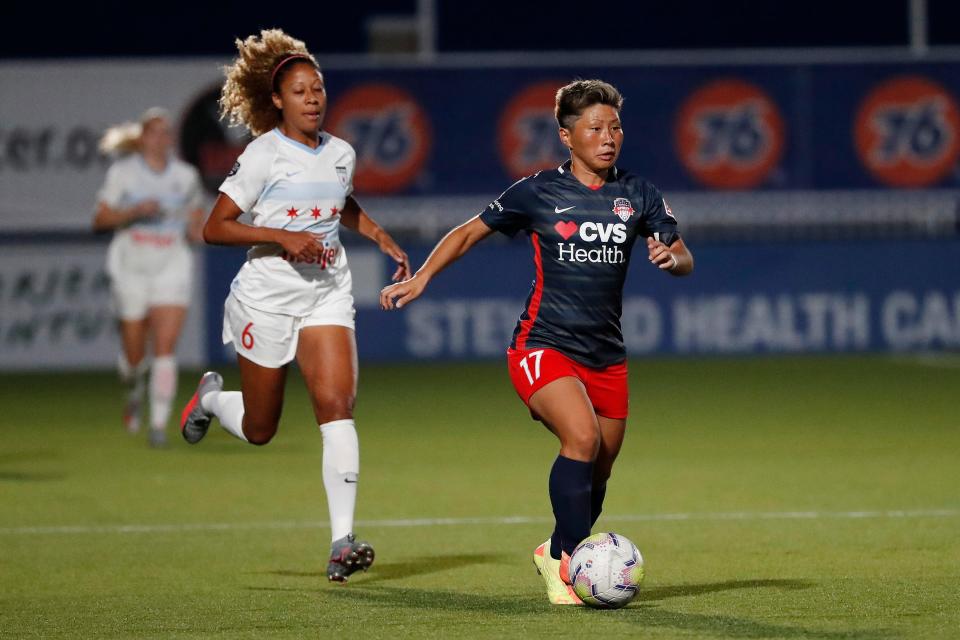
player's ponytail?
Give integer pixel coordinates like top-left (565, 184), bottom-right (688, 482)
top-left (99, 107), bottom-right (170, 156)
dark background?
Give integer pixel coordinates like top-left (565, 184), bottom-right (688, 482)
top-left (5, 0), bottom-right (959, 58)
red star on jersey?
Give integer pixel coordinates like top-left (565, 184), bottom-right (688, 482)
top-left (311, 206), bottom-right (322, 219)
top-left (286, 206), bottom-right (298, 218)
top-left (330, 206), bottom-right (339, 217)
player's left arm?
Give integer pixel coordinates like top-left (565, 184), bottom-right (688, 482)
top-left (186, 207), bottom-right (207, 243)
top-left (647, 235), bottom-right (693, 276)
top-left (340, 196), bottom-right (411, 282)
top-left (641, 181), bottom-right (693, 276)
top-left (184, 170), bottom-right (207, 243)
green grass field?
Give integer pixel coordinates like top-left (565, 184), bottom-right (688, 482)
top-left (1, 355), bottom-right (958, 639)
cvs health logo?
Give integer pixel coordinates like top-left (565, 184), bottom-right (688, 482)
top-left (854, 75), bottom-right (960, 187)
top-left (675, 78), bottom-right (785, 189)
top-left (554, 220), bottom-right (628, 243)
top-left (554, 220), bottom-right (628, 264)
top-left (326, 84), bottom-right (432, 194)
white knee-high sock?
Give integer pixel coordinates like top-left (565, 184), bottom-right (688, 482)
top-left (118, 353), bottom-right (148, 431)
top-left (201, 390), bottom-right (247, 442)
top-left (118, 353), bottom-right (148, 391)
top-left (149, 355), bottom-right (177, 431)
top-left (320, 419), bottom-right (359, 541)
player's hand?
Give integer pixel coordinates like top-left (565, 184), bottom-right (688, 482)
top-left (647, 236), bottom-right (678, 272)
top-left (380, 274), bottom-right (428, 310)
top-left (377, 237), bottom-right (411, 282)
top-left (130, 200), bottom-right (161, 220)
top-left (278, 230), bottom-right (324, 260)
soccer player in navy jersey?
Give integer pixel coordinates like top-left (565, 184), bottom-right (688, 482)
top-left (380, 79), bottom-right (693, 605)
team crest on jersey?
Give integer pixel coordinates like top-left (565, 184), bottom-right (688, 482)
top-left (612, 197), bottom-right (635, 222)
top-left (227, 161), bottom-right (240, 177)
top-left (336, 166), bottom-right (348, 187)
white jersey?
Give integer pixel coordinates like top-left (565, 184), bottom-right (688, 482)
top-left (219, 128), bottom-right (356, 316)
top-left (97, 154), bottom-right (203, 278)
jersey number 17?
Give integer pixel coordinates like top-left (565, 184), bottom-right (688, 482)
top-left (518, 349), bottom-right (545, 385)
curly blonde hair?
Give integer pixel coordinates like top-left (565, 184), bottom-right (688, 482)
top-left (219, 29), bottom-right (319, 137)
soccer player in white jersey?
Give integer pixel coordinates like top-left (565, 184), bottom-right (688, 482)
top-left (94, 108), bottom-right (206, 448)
top-left (179, 29), bottom-right (410, 582)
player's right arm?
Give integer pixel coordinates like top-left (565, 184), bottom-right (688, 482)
top-left (203, 193), bottom-right (325, 261)
top-left (381, 177), bottom-right (532, 310)
top-left (92, 200), bottom-right (161, 231)
top-left (204, 141), bottom-right (323, 260)
top-left (379, 215), bottom-right (493, 310)
top-left (91, 162), bottom-right (160, 231)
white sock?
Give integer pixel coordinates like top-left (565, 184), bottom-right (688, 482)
top-left (119, 354), bottom-right (148, 430)
top-left (149, 355), bottom-right (177, 431)
top-left (118, 353), bottom-right (148, 389)
top-left (320, 419), bottom-right (360, 542)
top-left (201, 391), bottom-right (247, 442)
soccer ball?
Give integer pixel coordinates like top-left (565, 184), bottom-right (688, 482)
top-left (568, 532), bottom-right (644, 608)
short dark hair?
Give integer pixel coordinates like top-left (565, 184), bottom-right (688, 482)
top-left (555, 79), bottom-right (624, 130)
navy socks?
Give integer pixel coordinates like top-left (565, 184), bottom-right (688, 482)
top-left (591, 481), bottom-right (607, 527)
top-left (552, 479), bottom-right (607, 555)
top-left (548, 455), bottom-right (594, 560)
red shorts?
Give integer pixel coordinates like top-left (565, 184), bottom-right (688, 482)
top-left (506, 347), bottom-right (628, 420)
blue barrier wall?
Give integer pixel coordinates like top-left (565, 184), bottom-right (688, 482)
top-left (206, 238), bottom-right (960, 362)
top-left (313, 63), bottom-right (960, 196)
top-left (201, 60), bottom-right (960, 363)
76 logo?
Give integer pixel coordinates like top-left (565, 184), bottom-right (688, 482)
top-left (516, 114), bottom-right (568, 167)
top-left (345, 106), bottom-right (415, 168)
top-left (870, 97), bottom-right (954, 164)
top-left (693, 101), bottom-right (770, 166)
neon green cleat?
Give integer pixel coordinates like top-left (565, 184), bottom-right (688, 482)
top-left (533, 539), bottom-right (582, 605)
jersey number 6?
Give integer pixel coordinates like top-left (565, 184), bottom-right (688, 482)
top-left (241, 322), bottom-right (255, 349)
top-left (518, 349), bottom-right (545, 385)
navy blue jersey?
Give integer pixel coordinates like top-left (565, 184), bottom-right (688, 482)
top-left (479, 161), bottom-right (679, 368)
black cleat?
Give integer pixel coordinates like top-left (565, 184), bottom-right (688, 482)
top-left (327, 534), bottom-right (375, 582)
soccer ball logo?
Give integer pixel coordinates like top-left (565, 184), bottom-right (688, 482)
top-left (568, 532), bottom-right (644, 608)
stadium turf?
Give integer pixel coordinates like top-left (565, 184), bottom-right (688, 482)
top-left (1, 355), bottom-right (958, 639)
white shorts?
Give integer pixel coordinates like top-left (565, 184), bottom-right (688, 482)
top-left (222, 291), bottom-right (356, 368)
top-left (110, 251), bottom-right (193, 320)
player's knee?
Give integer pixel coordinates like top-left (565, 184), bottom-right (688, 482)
top-left (566, 429), bottom-right (601, 460)
top-left (246, 430), bottom-right (275, 446)
top-left (243, 419), bottom-right (279, 446)
top-left (312, 392), bottom-right (355, 425)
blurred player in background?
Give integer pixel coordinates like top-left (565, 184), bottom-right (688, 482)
top-left (179, 29), bottom-right (410, 582)
top-left (381, 80), bottom-right (693, 604)
top-left (94, 108), bottom-right (206, 448)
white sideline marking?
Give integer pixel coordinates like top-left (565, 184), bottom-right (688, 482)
top-left (888, 354), bottom-right (960, 370)
top-left (1, 509), bottom-right (957, 536)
